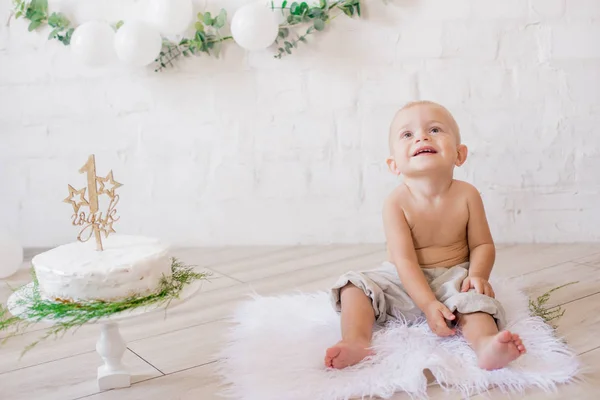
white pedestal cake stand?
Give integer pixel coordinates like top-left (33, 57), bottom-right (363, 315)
top-left (7, 281), bottom-right (201, 391)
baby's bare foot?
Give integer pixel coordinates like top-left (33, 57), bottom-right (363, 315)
top-left (477, 331), bottom-right (526, 370)
top-left (324, 340), bottom-right (373, 369)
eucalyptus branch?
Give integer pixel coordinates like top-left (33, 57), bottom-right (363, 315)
top-left (155, 9), bottom-right (232, 72)
top-left (13, 0), bottom-right (73, 45)
top-left (273, 0), bottom-right (361, 58)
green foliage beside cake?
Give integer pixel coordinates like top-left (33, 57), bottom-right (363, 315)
top-left (0, 258), bottom-right (208, 356)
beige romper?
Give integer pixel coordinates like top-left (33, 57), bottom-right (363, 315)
top-left (330, 261), bottom-right (507, 330)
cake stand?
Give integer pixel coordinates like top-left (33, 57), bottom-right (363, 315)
top-left (7, 281), bottom-right (201, 391)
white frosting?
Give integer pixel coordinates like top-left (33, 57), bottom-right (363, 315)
top-left (32, 235), bottom-right (172, 302)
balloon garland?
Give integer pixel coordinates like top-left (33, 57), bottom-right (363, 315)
top-left (11, 0), bottom-right (363, 72)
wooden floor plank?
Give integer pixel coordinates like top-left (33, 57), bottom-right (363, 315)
top-left (171, 246), bottom-right (291, 269)
top-left (76, 363), bottom-right (223, 400)
top-left (0, 349), bottom-right (161, 400)
top-left (572, 251), bottom-right (600, 268)
top-left (228, 244), bottom-right (384, 282)
top-left (0, 324), bottom-right (98, 374)
top-left (493, 244), bottom-right (600, 278)
top-left (205, 245), bottom-right (333, 276)
top-left (554, 292), bottom-right (600, 355)
top-left (127, 320), bottom-right (229, 374)
top-left (508, 262), bottom-right (600, 308)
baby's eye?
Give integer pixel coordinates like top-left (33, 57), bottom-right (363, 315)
top-left (430, 127), bottom-right (442, 134)
top-left (401, 131), bottom-right (413, 139)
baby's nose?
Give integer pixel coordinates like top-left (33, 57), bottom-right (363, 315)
top-left (415, 132), bottom-right (430, 142)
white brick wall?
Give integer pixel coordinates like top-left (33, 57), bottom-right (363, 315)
top-left (1, 0), bottom-right (600, 247)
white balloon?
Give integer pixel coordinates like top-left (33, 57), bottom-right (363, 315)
top-left (147, 0), bottom-right (193, 35)
top-left (70, 21), bottom-right (116, 67)
top-left (114, 20), bottom-right (163, 67)
top-left (231, 3), bottom-right (279, 51)
top-left (0, 233), bottom-right (23, 279)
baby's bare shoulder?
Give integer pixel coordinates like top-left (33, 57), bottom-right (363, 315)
top-left (382, 185), bottom-right (411, 217)
top-left (452, 179), bottom-right (481, 200)
top-left (384, 185), bottom-right (411, 206)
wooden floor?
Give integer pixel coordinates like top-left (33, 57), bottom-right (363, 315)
top-left (1, 244), bottom-right (600, 399)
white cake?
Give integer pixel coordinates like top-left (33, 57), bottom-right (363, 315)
top-left (32, 235), bottom-right (172, 302)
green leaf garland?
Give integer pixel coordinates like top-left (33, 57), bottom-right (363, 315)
top-left (11, 0), bottom-right (365, 71)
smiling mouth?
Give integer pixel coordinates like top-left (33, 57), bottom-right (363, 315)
top-left (413, 147), bottom-right (437, 156)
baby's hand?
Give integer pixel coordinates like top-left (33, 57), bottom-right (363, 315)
top-left (461, 276), bottom-right (495, 298)
top-left (424, 301), bottom-right (456, 337)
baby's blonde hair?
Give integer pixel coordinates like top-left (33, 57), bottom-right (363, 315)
top-left (388, 100), bottom-right (461, 151)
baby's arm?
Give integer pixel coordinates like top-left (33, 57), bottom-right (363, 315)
top-left (464, 185), bottom-right (496, 292)
top-left (383, 194), bottom-right (455, 336)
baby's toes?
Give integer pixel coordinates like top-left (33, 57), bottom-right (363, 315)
top-left (513, 340), bottom-right (526, 353)
top-left (507, 333), bottom-right (525, 353)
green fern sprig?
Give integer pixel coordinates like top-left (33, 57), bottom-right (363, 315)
top-left (528, 282), bottom-right (577, 328)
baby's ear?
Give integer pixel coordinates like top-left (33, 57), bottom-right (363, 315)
top-left (386, 157), bottom-right (401, 175)
top-left (455, 144), bottom-right (468, 166)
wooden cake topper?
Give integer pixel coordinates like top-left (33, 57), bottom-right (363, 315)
top-left (63, 155), bottom-right (122, 251)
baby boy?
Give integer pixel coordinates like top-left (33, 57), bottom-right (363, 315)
top-left (325, 101), bottom-right (526, 371)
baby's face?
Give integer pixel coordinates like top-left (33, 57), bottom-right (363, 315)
top-left (387, 104), bottom-right (465, 177)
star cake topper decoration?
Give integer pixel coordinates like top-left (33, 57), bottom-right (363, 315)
top-left (63, 154), bottom-right (122, 251)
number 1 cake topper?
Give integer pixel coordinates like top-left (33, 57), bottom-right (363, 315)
top-left (63, 155), bottom-right (122, 251)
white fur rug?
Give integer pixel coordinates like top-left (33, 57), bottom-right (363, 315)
top-left (216, 279), bottom-right (581, 400)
